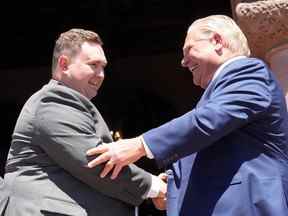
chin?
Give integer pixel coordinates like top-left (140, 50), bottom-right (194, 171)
top-left (200, 82), bottom-right (209, 89)
top-left (193, 80), bottom-right (200, 87)
top-left (89, 94), bottom-right (97, 100)
top-left (92, 92), bottom-right (98, 99)
top-left (85, 93), bottom-right (95, 100)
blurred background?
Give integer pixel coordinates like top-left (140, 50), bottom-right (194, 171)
top-left (0, 2), bottom-right (231, 215)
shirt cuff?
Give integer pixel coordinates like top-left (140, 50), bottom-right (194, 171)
top-left (145, 174), bottom-right (161, 198)
top-left (140, 136), bottom-right (154, 159)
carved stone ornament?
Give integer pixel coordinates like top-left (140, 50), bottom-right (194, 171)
top-left (231, 0), bottom-right (288, 59)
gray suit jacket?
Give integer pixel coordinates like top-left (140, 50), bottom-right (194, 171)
top-left (0, 80), bottom-right (152, 216)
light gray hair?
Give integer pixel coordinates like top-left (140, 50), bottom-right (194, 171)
top-left (188, 15), bottom-right (251, 56)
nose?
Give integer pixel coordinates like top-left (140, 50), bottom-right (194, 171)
top-left (181, 57), bottom-right (188, 68)
top-left (96, 69), bottom-right (105, 78)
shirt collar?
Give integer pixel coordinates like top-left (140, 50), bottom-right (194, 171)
top-left (211, 56), bottom-right (247, 82)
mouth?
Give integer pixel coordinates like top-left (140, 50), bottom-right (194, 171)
top-left (88, 82), bottom-right (99, 89)
top-left (189, 64), bottom-right (199, 72)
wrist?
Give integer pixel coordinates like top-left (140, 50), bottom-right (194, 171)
top-left (158, 180), bottom-right (167, 198)
top-left (145, 175), bottom-right (161, 198)
top-left (136, 136), bottom-right (147, 158)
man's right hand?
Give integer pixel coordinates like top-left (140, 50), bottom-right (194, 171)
top-left (152, 173), bottom-right (168, 210)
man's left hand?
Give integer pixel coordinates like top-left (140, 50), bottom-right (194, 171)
top-left (86, 137), bottom-right (146, 179)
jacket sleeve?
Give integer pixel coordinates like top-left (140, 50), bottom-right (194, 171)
top-left (35, 87), bottom-right (151, 206)
top-left (143, 59), bottom-right (272, 167)
top-left (0, 177), bottom-right (9, 212)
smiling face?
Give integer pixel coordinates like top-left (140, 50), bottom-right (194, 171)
top-left (181, 29), bottom-right (220, 89)
top-left (60, 41), bottom-right (107, 99)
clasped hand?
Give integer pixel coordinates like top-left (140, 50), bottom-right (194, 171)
top-left (152, 173), bottom-right (167, 210)
top-left (87, 138), bottom-right (167, 210)
top-left (86, 137), bottom-right (146, 179)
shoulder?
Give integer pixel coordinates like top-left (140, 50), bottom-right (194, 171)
top-left (211, 57), bottom-right (273, 97)
top-left (225, 57), bottom-right (268, 73)
top-left (40, 80), bottom-right (96, 113)
top-left (34, 81), bottom-right (99, 128)
top-left (219, 57), bottom-right (270, 82)
top-left (34, 81), bottom-right (99, 136)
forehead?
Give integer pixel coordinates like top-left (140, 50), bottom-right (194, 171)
top-left (183, 29), bottom-right (197, 48)
top-left (185, 24), bottom-right (203, 41)
top-left (80, 42), bottom-right (106, 61)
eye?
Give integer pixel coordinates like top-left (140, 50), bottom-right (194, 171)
top-left (88, 61), bottom-right (107, 69)
top-left (183, 45), bottom-right (192, 56)
top-left (89, 63), bottom-right (99, 68)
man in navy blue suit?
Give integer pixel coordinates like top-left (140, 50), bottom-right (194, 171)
top-left (86, 15), bottom-right (288, 215)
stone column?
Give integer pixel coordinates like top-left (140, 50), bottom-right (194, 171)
top-left (231, 0), bottom-right (288, 106)
top-left (266, 43), bottom-right (288, 103)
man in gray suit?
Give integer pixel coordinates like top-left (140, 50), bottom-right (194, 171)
top-left (0, 28), bottom-right (166, 215)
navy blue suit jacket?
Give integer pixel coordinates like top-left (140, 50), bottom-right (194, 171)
top-left (143, 58), bottom-right (288, 215)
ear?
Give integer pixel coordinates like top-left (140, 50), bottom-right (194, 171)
top-left (212, 32), bottom-right (224, 55)
top-left (58, 55), bottom-right (69, 72)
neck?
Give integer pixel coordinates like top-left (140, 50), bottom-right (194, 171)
top-left (52, 70), bottom-right (61, 81)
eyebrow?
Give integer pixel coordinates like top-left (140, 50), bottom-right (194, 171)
top-left (88, 59), bottom-right (107, 67)
top-left (183, 45), bottom-right (191, 55)
top-left (183, 38), bottom-right (209, 52)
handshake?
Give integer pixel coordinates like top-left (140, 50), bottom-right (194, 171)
top-left (87, 135), bottom-right (168, 210)
top-left (151, 172), bottom-right (168, 210)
